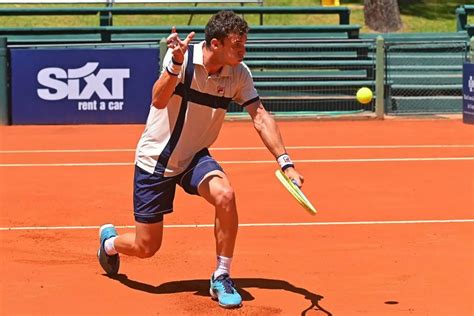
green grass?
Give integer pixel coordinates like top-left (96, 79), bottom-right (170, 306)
top-left (341, 0), bottom-right (470, 33)
top-left (0, 0), bottom-right (470, 33)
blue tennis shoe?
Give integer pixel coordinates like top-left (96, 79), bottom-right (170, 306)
top-left (210, 273), bottom-right (242, 308)
top-left (97, 224), bottom-right (120, 275)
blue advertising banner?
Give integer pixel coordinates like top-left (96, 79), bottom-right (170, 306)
top-left (11, 48), bottom-right (159, 124)
top-left (463, 62), bottom-right (474, 125)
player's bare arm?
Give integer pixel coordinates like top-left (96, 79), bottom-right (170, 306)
top-left (152, 27), bottom-right (195, 109)
top-left (246, 101), bottom-right (305, 187)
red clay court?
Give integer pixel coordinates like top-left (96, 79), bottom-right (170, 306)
top-left (0, 118), bottom-right (473, 315)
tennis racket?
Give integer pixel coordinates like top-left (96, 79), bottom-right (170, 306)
top-left (275, 169), bottom-right (317, 215)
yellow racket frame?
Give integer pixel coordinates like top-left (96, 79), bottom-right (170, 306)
top-left (275, 170), bottom-right (317, 215)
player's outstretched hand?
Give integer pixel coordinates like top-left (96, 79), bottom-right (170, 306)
top-left (166, 26), bottom-right (195, 64)
top-left (284, 167), bottom-right (304, 188)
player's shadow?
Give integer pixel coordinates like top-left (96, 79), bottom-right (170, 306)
top-left (107, 274), bottom-right (332, 316)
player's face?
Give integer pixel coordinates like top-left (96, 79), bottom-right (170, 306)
top-left (220, 33), bottom-right (247, 65)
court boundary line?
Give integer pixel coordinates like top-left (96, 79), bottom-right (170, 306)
top-left (1, 218), bottom-right (473, 231)
top-left (1, 156), bottom-right (474, 167)
top-left (1, 144), bottom-right (474, 154)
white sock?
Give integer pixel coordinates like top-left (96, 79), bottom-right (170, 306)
top-left (213, 255), bottom-right (232, 279)
top-left (104, 236), bottom-right (118, 256)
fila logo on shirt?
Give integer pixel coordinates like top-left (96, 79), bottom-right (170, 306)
top-left (36, 62), bottom-right (130, 100)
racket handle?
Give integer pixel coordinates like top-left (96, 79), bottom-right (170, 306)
top-left (291, 179), bottom-right (300, 188)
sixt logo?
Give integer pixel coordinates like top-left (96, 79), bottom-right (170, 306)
top-left (470, 76), bottom-right (474, 93)
top-left (37, 62), bottom-right (130, 100)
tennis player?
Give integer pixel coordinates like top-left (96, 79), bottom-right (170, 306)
top-left (97, 10), bottom-right (304, 309)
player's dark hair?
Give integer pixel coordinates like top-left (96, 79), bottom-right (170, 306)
top-left (205, 10), bottom-right (249, 47)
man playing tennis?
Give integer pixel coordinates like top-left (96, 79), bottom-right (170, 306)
top-left (97, 10), bottom-right (303, 309)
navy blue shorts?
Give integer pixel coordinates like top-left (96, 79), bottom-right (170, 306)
top-left (133, 148), bottom-right (223, 224)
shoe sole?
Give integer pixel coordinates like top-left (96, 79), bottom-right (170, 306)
top-left (209, 288), bottom-right (242, 309)
top-left (98, 224), bottom-right (119, 275)
top-left (97, 246), bottom-right (120, 275)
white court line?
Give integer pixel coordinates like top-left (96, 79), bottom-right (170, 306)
top-left (1, 144), bottom-right (474, 154)
top-left (1, 157), bottom-right (474, 167)
top-left (1, 219), bottom-right (473, 231)
top-left (0, 149), bottom-right (134, 153)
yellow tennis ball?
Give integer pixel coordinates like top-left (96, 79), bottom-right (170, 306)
top-left (356, 87), bottom-right (373, 104)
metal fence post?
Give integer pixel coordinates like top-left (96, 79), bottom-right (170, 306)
top-left (470, 36), bottom-right (474, 62)
top-left (159, 37), bottom-right (168, 72)
top-left (456, 7), bottom-right (467, 32)
top-left (0, 37), bottom-right (8, 125)
top-left (375, 35), bottom-right (385, 119)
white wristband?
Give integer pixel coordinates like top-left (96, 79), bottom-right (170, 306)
top-left (277, 153), bottom-right (294, 171)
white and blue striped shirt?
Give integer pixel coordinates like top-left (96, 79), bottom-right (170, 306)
top-left (135, 41), bottom-right (259, 176)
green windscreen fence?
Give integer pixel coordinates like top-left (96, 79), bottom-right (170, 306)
top-left (385, 41), bottom-right (467, 114)
top-left (227, 39), bottom-right (377, 113)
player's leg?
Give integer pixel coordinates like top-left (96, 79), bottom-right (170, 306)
top-left (178, 149), bottom-right (241, 308)
top-left (97, 165), bottom-right (175, 275)
top-left (98, 221), bottom-right (164, 275)
top-left (177, 150), bottom-right (238, 261)
top-left (198, 172), bottom-right (238, 260)
top-left (198, 172), bottom-right (242, 308)
top-left (113, 221), bottom-right (164, 258)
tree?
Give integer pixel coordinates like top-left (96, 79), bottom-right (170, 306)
top-left (364, 0), bottom-right (403, 32)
